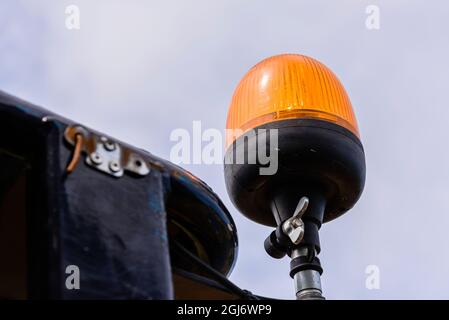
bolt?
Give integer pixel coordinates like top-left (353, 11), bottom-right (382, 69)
top-left (103, 139), bottom-right (116, 151)
top-left (90, 152), bottom-right (102, 165)
top-left (109, 160), bottom-right (121, 173)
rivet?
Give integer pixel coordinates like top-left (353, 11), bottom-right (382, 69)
top-left (109, 160), bottom-right (121, 172)
top-left (90, 152), bottom-right (102, 165)
top-left (104, 140), bottom-right (116, 151)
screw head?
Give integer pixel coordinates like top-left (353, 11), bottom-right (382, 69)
top-left (90, 152), bottom-right (102, 165)
top-left (104, 140), bottom-right (116, 151)
top-left (109, 160), bottom-right (121, 173)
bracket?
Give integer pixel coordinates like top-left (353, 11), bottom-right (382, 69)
top-left (64, 125), bottom-right (150, 178)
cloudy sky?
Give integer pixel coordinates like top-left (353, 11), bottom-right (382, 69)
top-left (1, 0), bottom-right (449, 299)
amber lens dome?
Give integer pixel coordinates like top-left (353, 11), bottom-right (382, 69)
top-left (226, 54), bottom-right (359, 148)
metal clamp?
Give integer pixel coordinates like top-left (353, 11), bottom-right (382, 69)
top-left (64, 125), bottom-right (150, 178)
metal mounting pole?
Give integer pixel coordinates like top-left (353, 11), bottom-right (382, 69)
top-left (291, 248), bottom-right (324, 300)
top-left (264, 195), bottom-right (326, 300)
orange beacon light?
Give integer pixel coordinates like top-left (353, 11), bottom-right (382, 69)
top-left (224, 54), bottom-right (366, 299)
top-left (226, 54), bottom-right (359, 147)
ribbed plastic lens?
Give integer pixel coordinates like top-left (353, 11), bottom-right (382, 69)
top-left (226, 54), bottom-right (359, 148)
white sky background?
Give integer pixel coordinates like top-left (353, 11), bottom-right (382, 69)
top-left (1, 0), bottom-right (449, 299)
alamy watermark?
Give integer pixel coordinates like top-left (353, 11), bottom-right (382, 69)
top-left (365, 5), bottom-right (380, 30)
top-left (169, 121), bottom-right (279, 175)
top-left (65, 5), bottom-right (81, 30)
top-left (65, 265), bottom-right (80, 290)
top-left (365, 264), bottom-right (380, 290)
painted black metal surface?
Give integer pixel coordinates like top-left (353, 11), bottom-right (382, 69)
top-left (0, 90), bottom-right (238, 299)
top-left (224, 118), bottom-right (366, 227)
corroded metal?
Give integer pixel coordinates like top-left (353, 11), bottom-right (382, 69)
top-left (64, 125), bottom-right (150, 178)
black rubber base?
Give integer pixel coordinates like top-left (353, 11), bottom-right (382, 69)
top-left (224, 118), bottom-right (366, 227)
